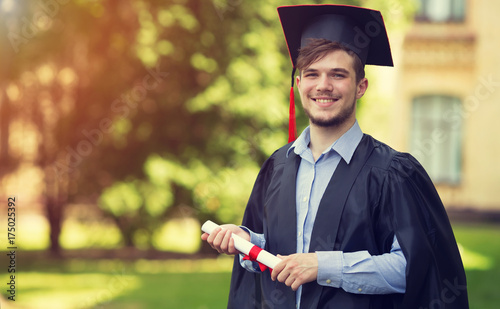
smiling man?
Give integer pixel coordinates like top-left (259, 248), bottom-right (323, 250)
top-left (295, 39), bottom-right (367, 161)
top-left (202, 4), bottom-right (468, 309)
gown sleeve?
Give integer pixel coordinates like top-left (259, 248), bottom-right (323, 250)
top-left (227, 149), bottom-right (282, 308)
top-left (384, 153), bottom-right (468, 309)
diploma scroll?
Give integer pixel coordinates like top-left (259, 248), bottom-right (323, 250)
top-left (201, 220), bottom-right (281, 270)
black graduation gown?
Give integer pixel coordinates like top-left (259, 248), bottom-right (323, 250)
top-left (227, 134), bottom-right (468, 309)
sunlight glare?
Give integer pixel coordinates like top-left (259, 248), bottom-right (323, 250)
top-left (1, 0), bottom-right (14, 13)
top-left (6, 83), bottom-right (20, 101)
top-left (58, 67), bottom-right (78, 86)
top-left (458, 243), bottom-right (494, 271)
top-left (152, 217), bottom-right (201, 253)
top-left (36, 64), bottom-right (56, 86)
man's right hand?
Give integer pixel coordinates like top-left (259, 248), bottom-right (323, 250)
top-left (201, 224), bottom-right (250, 255)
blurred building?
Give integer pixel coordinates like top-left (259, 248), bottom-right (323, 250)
top-left (392, 0), bottom-right (500, 215)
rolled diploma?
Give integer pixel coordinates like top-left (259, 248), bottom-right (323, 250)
top-left (201, 220), bottom-right (281, 270)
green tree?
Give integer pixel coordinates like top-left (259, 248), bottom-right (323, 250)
top-left (0, 0), bottom-right (416, 252)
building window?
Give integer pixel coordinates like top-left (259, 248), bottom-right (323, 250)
top-left (416, 0), bottom-right (466, 22)
top-left (410, 95), bottom-right (462, 184)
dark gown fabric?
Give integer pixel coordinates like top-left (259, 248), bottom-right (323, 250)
top-left (227, 134), bottom-right (468, 309)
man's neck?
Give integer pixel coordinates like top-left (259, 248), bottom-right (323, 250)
top-left (309, 119), bottom-right (356, 161)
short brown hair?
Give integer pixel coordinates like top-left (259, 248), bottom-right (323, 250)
top-left (296, 38), bottom-right (365, 83)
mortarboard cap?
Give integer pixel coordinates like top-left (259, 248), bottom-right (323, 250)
top-left (278, 4), bottom-right (393, 68)
top-left (276, 5), bottom-right (393, 142)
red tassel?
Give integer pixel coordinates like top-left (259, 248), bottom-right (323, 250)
top-left (288, 86), bottom-right (297, 142)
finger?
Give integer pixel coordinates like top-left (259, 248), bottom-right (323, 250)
top-left (228, 236), bottom-right (237, 254)
top-left (220, 229), bottom-right (232, 253)
top-left (212, 228), bottom-right (226, 249)
top-left (272, 270), bottom-right (278, 282)
top-left (208, 227), bottom-right (224, 251)
top-left (271, 261), bottom-right (285, 281)
top-left (285, 274), bottom-right (296, 289)
top-left (276, 262), bottom-right (292, 284)
top-left (207, 227), bottom-right (221, 244)
top-left (291, 280), bottom-right (301, 291)
top-left (277, 268), bottom-right (291, 284)
top-left (276, 254), bottom-right (290, 262)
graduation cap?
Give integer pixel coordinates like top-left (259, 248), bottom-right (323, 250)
top-left (277, 5), bottom-right (393, 142)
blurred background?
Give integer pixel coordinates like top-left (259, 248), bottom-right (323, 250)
top-left (0, 0), bottom-right (499, 308)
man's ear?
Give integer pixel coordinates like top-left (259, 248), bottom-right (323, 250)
top-left (356, 78), bottom-right (368, 99)
top-left (296, 75), bottom-right (301, 89)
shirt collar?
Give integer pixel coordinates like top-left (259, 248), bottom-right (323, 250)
top-left (287, 120), bottom-right (363, 164)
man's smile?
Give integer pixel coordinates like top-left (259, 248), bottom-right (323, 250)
top-left (313, 98), bottom-right (338, 103)
top-left (310, 95), bottom-right (341, 106)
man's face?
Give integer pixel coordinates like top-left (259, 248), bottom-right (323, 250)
top-left (296, 49), bottom-right (367, 129)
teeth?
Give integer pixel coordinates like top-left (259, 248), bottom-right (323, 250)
top-left (316, 99), bottom-right (335, 103)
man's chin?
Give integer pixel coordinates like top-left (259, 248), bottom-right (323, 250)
top-left (310, 118), bottom-right (342, 128)
top-left (305, 106), bottom-right (355, 129)
top-left (308, 114), bottom-right (345, 127)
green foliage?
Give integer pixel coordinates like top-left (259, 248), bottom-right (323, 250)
top-left (152, 217), bottom-right (201, 253)
top-left (0, 0), bottom-right (419, 252)
top-left (60, 218), bottom-right (123, 250)
top-left (100, 182), bottom-right (144, 217)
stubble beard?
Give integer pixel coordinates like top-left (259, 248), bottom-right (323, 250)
top-left (303, 98), bottom-right (356, 128)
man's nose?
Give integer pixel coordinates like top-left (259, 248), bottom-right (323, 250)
top-left (315, 75), bottom-right (333, 92)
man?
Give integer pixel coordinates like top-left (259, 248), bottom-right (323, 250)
top-left (202, 4), bottom-right (468, 309)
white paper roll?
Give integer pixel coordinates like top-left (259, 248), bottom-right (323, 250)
top-left (201, 220), bottom-right (281, 269)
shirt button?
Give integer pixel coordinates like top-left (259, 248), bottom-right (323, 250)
top-left (302, 197), bottom-right (307, 202)
top-left (358, 288), bottom-right (363, 292)
top-left (298, 231), bottom-right (302, 237)
top-left (326, 279), bottom-right (332, 284)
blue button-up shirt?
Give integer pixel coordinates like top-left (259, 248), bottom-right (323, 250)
top-left (241, 121), bottom-right (406, 308)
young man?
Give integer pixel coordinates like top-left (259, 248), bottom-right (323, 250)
top-left (202, 5), bottom-right (468, 308)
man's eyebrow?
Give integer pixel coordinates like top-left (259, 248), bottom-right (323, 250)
top-left (302, 67), bottom-right (350, 74)
top-left (302, 68), bottom-right (318, 74)
top-left (330, 68), bottom-right (350, 75)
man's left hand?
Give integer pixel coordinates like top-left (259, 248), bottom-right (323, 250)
top-left (271, 253), bottom-right (318, 291)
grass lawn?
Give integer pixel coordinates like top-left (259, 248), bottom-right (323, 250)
top-left (452, 223), bottom-right (500, 309)
top-left (1, 223), bottom-right (499, 308)
top-left (1, 258), bottom-right (235, 309)
top-left (99, 272), bottom-right (232, 309)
